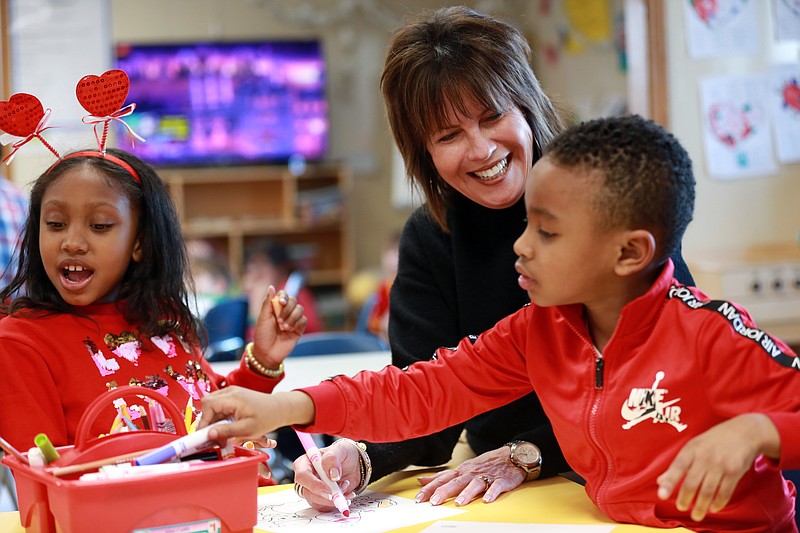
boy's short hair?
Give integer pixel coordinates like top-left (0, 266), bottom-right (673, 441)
top-left (543, 114), bottom-right (695, 263)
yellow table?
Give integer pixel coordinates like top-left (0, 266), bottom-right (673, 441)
top-left (333, 470), bottom-right (687, 533)
top-left (0, 470), bottom-right (688, 532)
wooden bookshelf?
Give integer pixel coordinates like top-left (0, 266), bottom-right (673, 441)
top-left (161, 164), bottom-right (354, 325)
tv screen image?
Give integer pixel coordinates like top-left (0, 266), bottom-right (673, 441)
top-left (115, 40), bottom-right (328, 167)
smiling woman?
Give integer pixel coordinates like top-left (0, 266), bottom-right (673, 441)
top-left (292, 6), bottom-right (697, 513)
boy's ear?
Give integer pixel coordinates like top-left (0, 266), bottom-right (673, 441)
top-left (614, 229), bottom-right (656, 276)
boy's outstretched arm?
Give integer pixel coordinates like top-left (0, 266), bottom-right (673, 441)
top-left (200, 387), bottom-right (316, 440)
top-left (656, 413), bottom-right (781, 522)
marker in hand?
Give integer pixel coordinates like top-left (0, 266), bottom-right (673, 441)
top-left (296, 430), bottom-right (350, 517)
top-left (271, 271), bottom-right (305, 323)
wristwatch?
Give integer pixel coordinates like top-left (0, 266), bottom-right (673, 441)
top-left (506, 440), bottom-right (542, 482)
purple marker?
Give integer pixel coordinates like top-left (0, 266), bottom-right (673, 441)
top-left (134, 418), bottom-right (233, 466)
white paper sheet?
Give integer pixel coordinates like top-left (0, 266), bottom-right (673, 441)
top-left (773, 0), bottom-right (800, 42)
top-left (699, 74), bottom-right (777, 179)
top-left (768, 63), bottom-right (800, 163)
top-left (683, 0), bottom-right (759, 58)
top-left (256, 489), bottom-right (465, 533)
top-left (420, 522), bottom-right (614, 533)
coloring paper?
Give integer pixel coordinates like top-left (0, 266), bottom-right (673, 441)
top-left (256, 489), bottom-right (465, 533)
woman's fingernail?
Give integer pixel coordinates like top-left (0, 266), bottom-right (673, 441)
top-left (454, 497), bottom-right (465, 506)
top-left (430, 494), bottom-right (441, 506)
top-left (415, 492), bottom-right (424, 503)
top-left (329, 468), bottom-right (340, 481)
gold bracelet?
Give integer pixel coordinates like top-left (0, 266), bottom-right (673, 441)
top-left (244, 342), bottom-right (284, 378)
top-left (336, 438), bottom-right (372, 494)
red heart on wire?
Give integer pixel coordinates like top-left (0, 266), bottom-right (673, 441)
top-left (76, 69), bottom-right (130, 116)
top-left (0, 93), bottom-right (45, 137)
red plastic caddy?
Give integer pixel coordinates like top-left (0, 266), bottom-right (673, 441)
top-left (2, 386), bottom-right (266, 533)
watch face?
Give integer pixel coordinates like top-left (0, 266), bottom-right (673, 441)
top-left (514, 442), bottom-right (541, 467)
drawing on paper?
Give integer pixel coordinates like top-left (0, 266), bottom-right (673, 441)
top-left (258, 492), bottom-right (398, 529)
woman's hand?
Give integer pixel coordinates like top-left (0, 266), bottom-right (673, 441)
top-left (415, 446), bottom-right (526, 506)
top-left (293, 439), bottom-right (363, 511)
top-left (656, 413), bottom-right (780, 522)
top-left (251, 285), bottom-right (307, 369)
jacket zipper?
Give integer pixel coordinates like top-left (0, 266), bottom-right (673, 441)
top-left (595, 355), bottom-right (604, 389)
top-left (588, 343), bottom-right (614, 515)
top-left (565, 316), bottom-right (614, 514)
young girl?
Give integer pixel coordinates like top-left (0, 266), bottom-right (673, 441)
top-left (0, 148), bottom-right (306, 452)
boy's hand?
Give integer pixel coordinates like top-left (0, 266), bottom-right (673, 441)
top-left (199, 387), bottom-right (315, 441)
top-left (656, 413), bottom-right (780, 522)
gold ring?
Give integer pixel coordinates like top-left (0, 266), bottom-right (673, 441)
top-left (294, 483), bottom-right (305, 498)
top-left (475, 474), bottom-right (492, 491)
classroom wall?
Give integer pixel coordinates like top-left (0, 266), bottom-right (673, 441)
top-left (114, 0), bottom-right (800, 269)
top-left (8, 0), bottom-right (799, 272)
top-left (663, 2), bottom-right (800, 262)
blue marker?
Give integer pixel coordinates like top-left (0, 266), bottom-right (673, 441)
top-left (134, 418), bottom-right (233, 466)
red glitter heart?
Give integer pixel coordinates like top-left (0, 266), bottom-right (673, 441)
top-left (0, 93), bottom-right (45, 137)
top-left (76, 69), bottom-right (130, 116)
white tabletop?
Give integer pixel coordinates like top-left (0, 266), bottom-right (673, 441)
top-left (210, 351), bottom-right (392, 391)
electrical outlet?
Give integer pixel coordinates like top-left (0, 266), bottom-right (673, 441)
top-left (689, 245), bottom-right (800, 344)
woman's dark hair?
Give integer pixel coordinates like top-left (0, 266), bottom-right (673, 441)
top-left (0, 148), bottom-right (201, 344)
top-left (381, 6), bottom-right (567, 232)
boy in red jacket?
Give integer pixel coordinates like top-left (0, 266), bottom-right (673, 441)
top-left (200, 115), bottom-right (799, 532)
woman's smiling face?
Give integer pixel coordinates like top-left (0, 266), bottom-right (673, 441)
top-left (426, 100), bottom-right (533, 209)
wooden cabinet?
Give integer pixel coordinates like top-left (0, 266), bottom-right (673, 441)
top-left (161, 164), bottom-right (354, 327)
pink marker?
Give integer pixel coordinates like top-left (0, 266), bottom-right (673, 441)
top-left (295, 430), bottom-right (350, 517)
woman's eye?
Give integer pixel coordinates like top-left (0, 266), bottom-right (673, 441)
top-left (436, 131), bottom-right (458, 143)
top-left (45, 221), bottom-right (64, 229)
top-left (92, 223), bottom-right (113, 231)
top-left (538, 228), bottom-right (554, 239)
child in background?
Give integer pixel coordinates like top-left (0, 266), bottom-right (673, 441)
top-left (190, 255), bottom-right (233, 319)
top-left (0, 148), bottom-right (307, 453)
top-left (200, 116), bottom-right (800, 532)
top-left (366, 231), bottom-right (399, 341)
top-left (0, 175), bottom-right (28, 289)
top-left (242, 237), bottom-right (323, 338)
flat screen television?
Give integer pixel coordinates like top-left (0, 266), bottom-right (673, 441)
top-left (114, 40), bottom-right (328, 167)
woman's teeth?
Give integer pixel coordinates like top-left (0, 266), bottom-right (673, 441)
top-left (474, 156), bottom-right (508, 180)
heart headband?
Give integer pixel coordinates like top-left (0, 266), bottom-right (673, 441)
top-left (0, 69), bottom-right (145, 183)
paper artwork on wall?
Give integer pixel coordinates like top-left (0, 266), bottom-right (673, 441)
top-left (768, 64), bottom-right (800, 163)
top-left (774, 0), bottom-right (800, 41)
top-left (683, 0), bottom-right (759, 58)
top-left (699, 74), bottom-right (778, 179)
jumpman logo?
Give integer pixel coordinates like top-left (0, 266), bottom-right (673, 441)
top-left (620, 371), bottom-right (687, 432)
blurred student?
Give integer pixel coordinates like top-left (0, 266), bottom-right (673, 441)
top-left (366, 232), bottom-right (400, 341)
top-left (242, 238), bottom-right (323, 339)
top-left (0, 175), bottom-right (27, 289)
top-left (190, 255), bottom-right (233, 319)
